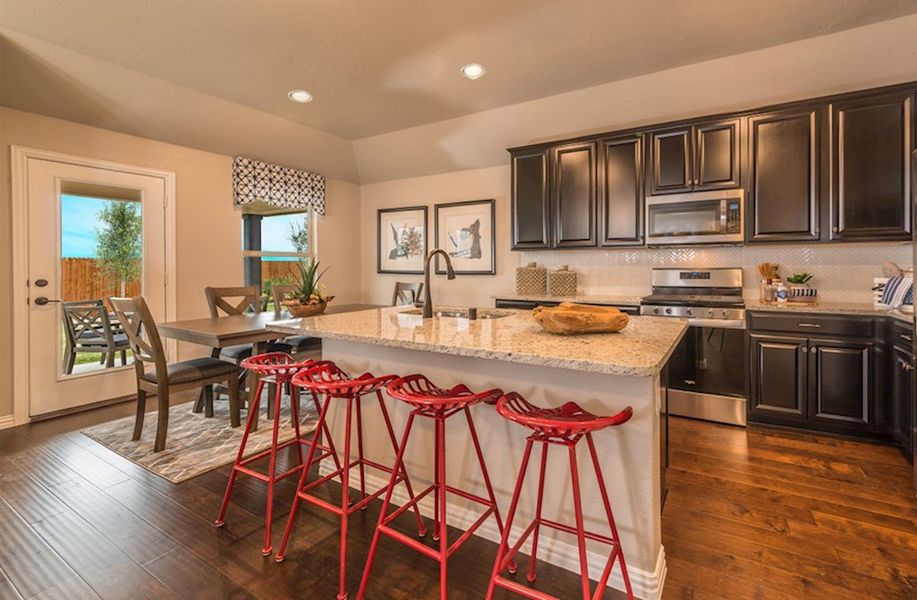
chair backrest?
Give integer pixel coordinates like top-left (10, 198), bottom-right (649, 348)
top-left (109, 296), bottom-right (167, 384)
top-left (204, 286), bottom-right (260, 318)
top-left (271, 284), bottom-right (297, 313)
top-left (62, 300), bottom-right (115, 348)
top-left (392, 282), bottom-right (423, 306)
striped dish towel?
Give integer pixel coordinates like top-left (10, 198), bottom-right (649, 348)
top-left (880, 276), bottom-right (913, 308)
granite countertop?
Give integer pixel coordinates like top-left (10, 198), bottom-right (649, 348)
top-left (267, 306), bottom-right (687, 377)
top-left (493, 293), bottom-right (643, 306)
top-left (745, 299), bottom-right (913, 323)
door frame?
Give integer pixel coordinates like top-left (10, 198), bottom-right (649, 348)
top-left (10, 146), bottom-right (177, 428)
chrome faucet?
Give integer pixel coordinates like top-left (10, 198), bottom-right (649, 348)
top-left (422, 249), bottom-right (455, 318)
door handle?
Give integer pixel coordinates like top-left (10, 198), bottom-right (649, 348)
top-left (796, 323), bottom-right (821, 328)
top-left (33, 297), bottom-right (62, 306)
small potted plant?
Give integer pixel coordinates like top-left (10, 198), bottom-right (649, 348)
top-left (786, 272), bottom-right (817, 303)
top-left (281, 258), bottom-right (334, 317)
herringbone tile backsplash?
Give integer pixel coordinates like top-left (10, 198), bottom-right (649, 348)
top-left (522, 243), bottom-right (912, 302)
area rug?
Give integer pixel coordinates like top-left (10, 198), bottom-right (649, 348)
top-left (82, 399), bottom-right (318, 484)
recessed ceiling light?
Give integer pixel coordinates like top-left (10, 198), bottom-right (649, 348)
top-left (460, 63), bottom-right (486, 80)
top-left (287, 89), bottom-right (313, 103)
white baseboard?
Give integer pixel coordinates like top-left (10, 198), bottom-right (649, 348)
top-left (0, 415), bottom-right (16, 431)
top-left (318, 463), bottom-right (666, 600)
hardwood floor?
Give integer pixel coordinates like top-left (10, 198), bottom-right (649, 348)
top-left (663, 417), bottom-right (917, 600)
top-left (0, 398), bottom-right (914, 599)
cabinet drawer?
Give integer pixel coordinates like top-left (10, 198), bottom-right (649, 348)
top-left (748, 312), bottom-right (875, 338)
top-left (891, 320), bottom-right (914, 351)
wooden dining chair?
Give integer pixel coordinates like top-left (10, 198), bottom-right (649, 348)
top-left (110, 296), bottom-right (242, 452)
top-left (204, 285), bottom-right (261, 360)
top-left (61, 300), bottom-right (131, 373)
top-left (270, 283), bottom-right (322, 357)
top-left (392, 281), bottom-right (423, 306)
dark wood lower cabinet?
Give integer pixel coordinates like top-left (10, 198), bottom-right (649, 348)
top-left (890, 345), bottom-right (914, 452)
top-left (808, 339), bottom-right (872, 427)
top-left (748, 334), bottom-right (808, 421)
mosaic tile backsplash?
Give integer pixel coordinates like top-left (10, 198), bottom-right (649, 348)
top-left (522, 243), bottom-right (912, 303)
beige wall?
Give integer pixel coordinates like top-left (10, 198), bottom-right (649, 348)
top-left (360, 165), bottom-right (515, 307)
top-left (0, 107), bottom-right (361, 418)
top-left (353, 13), bottom-right (917, 183)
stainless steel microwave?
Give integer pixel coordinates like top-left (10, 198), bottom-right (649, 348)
top-left (645, 189), bottom-right (744, 245)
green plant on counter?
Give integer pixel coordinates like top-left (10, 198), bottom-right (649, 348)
top-left (290, 257), bottom-right (330, 304)
top-left (787, 273), bottom-right (814, 284)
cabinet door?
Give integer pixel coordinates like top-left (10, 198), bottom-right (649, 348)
top-left (599, 135), bottom-right (643, 246)
top-left (891, 346), bottom-right (914, 450)
top-left (808, 339), bottom-right (873, 429)
top-left (830, 90), bottom-right (913, 241)
top-left (511, 149), bottom-right (551, 249)
top-left (747, 107), bottom-right (820, 242)
top-left (695, 118), bottom-right (741, 190)
top-left (551, 142), bottom-right (597, 247)
top-left (748, 334), bottom-right (808, 421)
top-left (647, 126), bottom-right (693, 195)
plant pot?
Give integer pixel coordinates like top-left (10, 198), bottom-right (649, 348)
top-left (282, 296), bottom-right (333, 318)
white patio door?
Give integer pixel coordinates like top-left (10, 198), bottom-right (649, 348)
top-left (25, 157), bottom-right (168, 417)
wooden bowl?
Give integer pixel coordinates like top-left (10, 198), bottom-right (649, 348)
top-left (282, 296), bottom-right (333, 318)
top-left (532, 302), bottom-right (629, 335)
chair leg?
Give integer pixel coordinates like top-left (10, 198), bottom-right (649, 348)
top-left (193, 388), bottom-right (206, 413)
top-left (64, 348), bottom-right (76, 375)
top-left (266, 382), bottom-right (277, 419)
top-left (262, 380), bottom-right (285, 556)
top-left (357, 412), bottom-right (417, 600)
top-left (153, 385), bottom-right (170, 453)
top-left (436, 417), bottom-right (449, 600)
top-left (228, 375), bottom-right (241, 428)
top-left (203, 385), bottom-right (215, 418)
top-left (216, 378), bottom-right (265, 527)
top-left (337, 397), bottom-right (354, 600)
top-left (376, 392), bottom-right (426, 536)
top-left (132, 389), bottom-right (147, 441)
top-left (120, 350), bottom-right (128, 366)
top-left (527, 442), bottom-right (550, 583)
top-left (568, 444), bottom-right (591, 600)
top-left (355, 397), bottom-right (367, 506)
top-left (485, 438), bottom-right (535, 600)
top-left (105, 352), bottom-right (115, 368)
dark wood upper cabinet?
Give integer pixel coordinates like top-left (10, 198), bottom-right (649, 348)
top-left (647, 126), bottom-right (693, 195)
top-left (511, 149), bottom-right (551, 249)
top-left (599, 135), bottom-right (643, 246)
top-left (808, 340), bottom-right (873, 427)
top-left (830, 90), bottom-right (914, 241)
top-left (551, 142), bottom-right (597, 247)
top-left (748, 334), bottom-right (808, 421)
top-left (695, 118), bottom-right (741, 190)
top-left (747, 106), bottom-right (820, 242)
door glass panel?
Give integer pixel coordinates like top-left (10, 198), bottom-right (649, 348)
top-left (647, 199), bottom-right (722, 237)
top-left (60, 194), bottom-right (141, 376)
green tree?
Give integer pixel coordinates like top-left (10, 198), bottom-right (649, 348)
top-left (95, 200), bottom-right (142, 296)
top-left (287, 213), bottom-right (309, 254)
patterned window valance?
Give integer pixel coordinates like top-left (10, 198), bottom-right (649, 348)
top-left (232, 156), bottom-right (326, 215)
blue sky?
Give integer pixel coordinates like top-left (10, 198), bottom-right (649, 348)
top-left (61, 195), bottom-right (117, 258)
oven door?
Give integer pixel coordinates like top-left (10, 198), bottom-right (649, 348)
top-left (667, 324), bottom-right (747, 425)
top-left (646, 190), bottom-right (743, 245)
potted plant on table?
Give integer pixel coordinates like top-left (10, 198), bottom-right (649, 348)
top-left (281, 258), bottom-right (334, 317)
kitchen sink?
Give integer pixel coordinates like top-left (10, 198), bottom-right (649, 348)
top-left (400, 308), bottom-right (514, 320)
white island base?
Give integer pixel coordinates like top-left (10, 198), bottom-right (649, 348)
top-left (319, 338), bottom-right (667, 600)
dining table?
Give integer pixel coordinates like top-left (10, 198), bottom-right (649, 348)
top-left (156, 303), bottom-right (383, 427)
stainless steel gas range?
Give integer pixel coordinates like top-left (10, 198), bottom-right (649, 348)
top-left (640, 268), bottom-right (747, 426)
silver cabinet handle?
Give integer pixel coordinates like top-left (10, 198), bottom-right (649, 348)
top-left (900, 333), bottom-right (912, 342)
top-left (684, 379), bottom-right (696, 385)
top-left (900, 358), bottom-right (914, 372)
top-left (797, 323), bottom-right (821, 328)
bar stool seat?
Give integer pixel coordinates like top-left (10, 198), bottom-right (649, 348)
top-left (486, 392), bottom-right (634, 600)
top-left (275, 363), bottom-right (426, 600)
top-left (215, 353), bottom-right (343, 557)
top-left (358, 374), bottom-right (511, 600)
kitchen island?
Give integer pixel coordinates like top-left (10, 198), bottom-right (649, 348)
top-left (268, 307), bottom-right (687, 600)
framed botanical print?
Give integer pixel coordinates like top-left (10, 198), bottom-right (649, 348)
top-left (377, 206), bottom-right (427, 274)
top-left (434, 199), bottom-right (496, 275)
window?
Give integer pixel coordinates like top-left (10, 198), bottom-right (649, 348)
top-left (242, 206), bottom-right (313, 297)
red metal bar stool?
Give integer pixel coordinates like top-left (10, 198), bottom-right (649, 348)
top-left (215, 353), bottom-right (342, 556)
top-left (485, 393), bottom-right (634, 600)
top-left (274, 362), bottom-right (427, 600)
top-left (358, 374), bottom-right (511, 600)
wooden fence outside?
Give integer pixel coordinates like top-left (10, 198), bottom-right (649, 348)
top-left (261, 260), bottom-right (299, 286)
top-left (60, 258), bottom-right (141, 304)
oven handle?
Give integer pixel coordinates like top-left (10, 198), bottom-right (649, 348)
top-left (686, 317), bottom-right (746, 330)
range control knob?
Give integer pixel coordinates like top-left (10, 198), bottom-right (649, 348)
top-left (722, 309), bottom-right (729, 318)
top-left (707, 309), bottom-right (714, 317)
top-left (686, 308), bottom-right (693, 316)
top-left (665, 308), bottom-right (673, 315)
top-left (653, 307), bottom-right (661, 315)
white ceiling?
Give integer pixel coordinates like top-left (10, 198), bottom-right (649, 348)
top-left (3, 0), bottom-right (917, 140)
